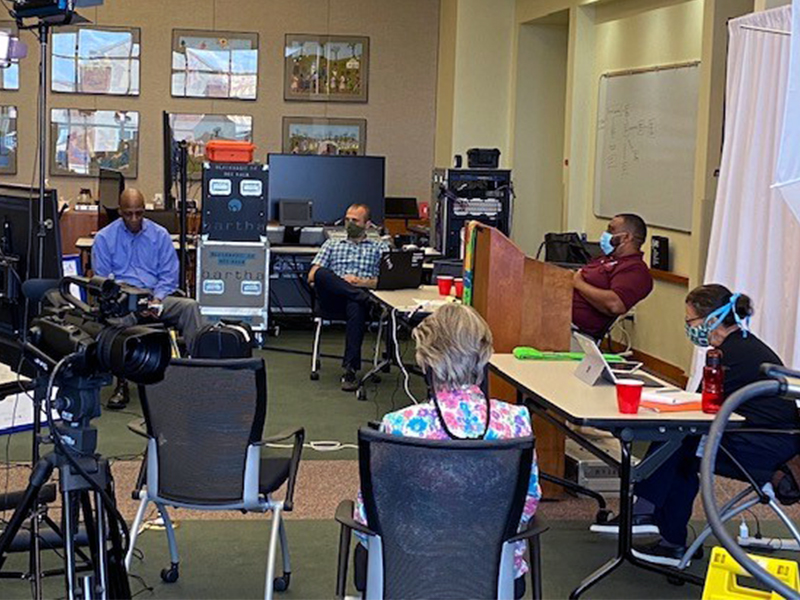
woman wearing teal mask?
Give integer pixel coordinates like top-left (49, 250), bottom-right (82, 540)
top-left (595, 284), bottom-right (800, 568)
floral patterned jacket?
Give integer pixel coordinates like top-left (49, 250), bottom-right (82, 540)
top-left (354, 385), bottom-right (541, 577)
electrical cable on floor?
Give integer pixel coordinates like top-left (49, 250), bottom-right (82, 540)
top-left (392, 308), bottom-right (419, 405)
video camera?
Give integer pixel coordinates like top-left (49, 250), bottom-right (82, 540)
top-left (28, 275), bottom-right (172, 384)
top-left (24, 276), bottom-right (171, 448)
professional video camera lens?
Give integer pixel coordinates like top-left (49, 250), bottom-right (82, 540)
top-left (96, 325), bottom-right (171, 385)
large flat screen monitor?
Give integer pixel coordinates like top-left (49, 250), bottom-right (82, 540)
top-left (267, 154), bottom-right (385, 225)
top-left (0, 184), bottom-right (62, 367)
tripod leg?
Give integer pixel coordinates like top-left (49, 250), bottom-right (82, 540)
top-left (63, 490), bottom-right (80, 599)
top-left (0, 455), bottom-right (56, 571)
top-left (92, 490), bottom-right (109, 600)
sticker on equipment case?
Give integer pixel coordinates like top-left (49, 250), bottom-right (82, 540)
top-left (241, 281), bottom-right (262, 296)
top-left (209, 179), bottom-right (232, 196)
top-left (240, 179), bottom-right (263, 197)
top-left (203, 280), bottom-right (225, 294)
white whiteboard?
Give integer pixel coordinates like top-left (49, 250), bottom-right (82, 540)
top-left (593, 63), bottom-right (700, 232)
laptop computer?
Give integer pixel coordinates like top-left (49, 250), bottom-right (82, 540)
top-left (376, 250), bottom-right (425, 291)
top-left (573, 332), bottom-right (666, 388)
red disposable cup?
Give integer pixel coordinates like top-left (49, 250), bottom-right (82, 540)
top-left (454, 278), bottom-right (464, 299)
top-left (437, 276), bottom-right (454, 296)
top-left (615, 379), bottom-right (644, 414)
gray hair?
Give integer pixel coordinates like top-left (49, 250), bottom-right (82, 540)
top-left (412, 303), bottom-right (494, 390)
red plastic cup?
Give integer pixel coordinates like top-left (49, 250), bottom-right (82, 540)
top-left (454, 278), bottom-right (464, 299)
top-left (437, 275), bottom-right (454, 296)
top-left (615, 379), bottom-right (644, 414)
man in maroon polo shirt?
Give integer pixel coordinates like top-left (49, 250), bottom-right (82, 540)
top-left (572, 213), bottom-right (653, 339)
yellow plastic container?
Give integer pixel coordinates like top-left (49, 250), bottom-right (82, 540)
top-left (702, 547), bottom-right (800, 600)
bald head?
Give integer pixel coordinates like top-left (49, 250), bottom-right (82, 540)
top-left (119, 188), bottom-right (145, 233)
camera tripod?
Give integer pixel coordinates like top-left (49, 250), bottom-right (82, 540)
top-left (0, 371), bottom-right (131, 599)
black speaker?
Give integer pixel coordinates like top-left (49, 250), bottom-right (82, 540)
top-left (650, 235), bottom-right (670, 271)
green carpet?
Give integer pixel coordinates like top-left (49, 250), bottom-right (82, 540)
top-left (0, 519), bottom-right (722, 599)
top-left (1, 327), bottom-right (426, 463)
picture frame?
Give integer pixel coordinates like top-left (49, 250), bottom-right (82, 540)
top-left (51, 26), bottom-right (141, 96)
top-left (0, 106), bottom-right (18, 175)
top-left (169, 113), bottom-right (254, 180)
top-left (284, 34), bottom-right (369, 103)
top-left (282, 117), bottom-right (366, 155)
top-left (171, 29), bottom-right (259, 100)
top-left (49, 108), bottom-right (139, 178)
top-left (0, 22), bottom-right (20, 90)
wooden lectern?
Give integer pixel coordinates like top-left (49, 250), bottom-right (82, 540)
top-left (467, 223), bottom-right (573, 497)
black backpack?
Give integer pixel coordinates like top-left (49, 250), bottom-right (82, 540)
top-left (192, 320), bottom-right (254, 359)
top-left (536, 232), bottom-right (600, 265)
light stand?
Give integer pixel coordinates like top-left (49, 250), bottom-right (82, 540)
top-left (177, 141), bottom-right (189, 293)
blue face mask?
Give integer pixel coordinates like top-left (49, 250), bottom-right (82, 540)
top-left (599, 231), bottom-right (617, 256)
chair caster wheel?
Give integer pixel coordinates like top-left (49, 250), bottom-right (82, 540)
top-left (310, 372), bottom-right (319, 381)
top-left (356, 388), bottom-right (367, 402)
top-left (666, 575), bottom-right (685, 586)
top-left (273, 572), bottom-right (291, 592)
top-left (161, 564), bottom-right (179, 583)
top-left (371, 375), bottom-right (382, 384)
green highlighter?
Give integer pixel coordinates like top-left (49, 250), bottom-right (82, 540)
top-left (513, 347), bottom-right (624, 363)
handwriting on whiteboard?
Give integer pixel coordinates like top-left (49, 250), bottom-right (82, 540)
top-left (598, 104), bottom-right (657, 177)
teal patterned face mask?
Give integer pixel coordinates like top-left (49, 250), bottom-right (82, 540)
top-left (685, 321), bottom-right (710, 347)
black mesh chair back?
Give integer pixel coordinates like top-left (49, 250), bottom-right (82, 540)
top-left (359, 429), bottom-right (533, 599)
top-left (139, 357), bottom-right (267, 505)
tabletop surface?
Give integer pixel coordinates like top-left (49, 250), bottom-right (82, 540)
top-left (489, 354), bottom-right (743, 426)
top-left (370, 285), bottom-right (452, 311)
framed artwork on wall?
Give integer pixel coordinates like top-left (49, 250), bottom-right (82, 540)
top-left (0, 22), bottom-right (20, 90)
top-left (0, 106), bottom-right (17, 174)
top-left (171, 29), bottom-right (258, 100)
top-left (282, 116), bottom-right (366, 155)
top-left (169, 113), bottom-right (253, 180)
top-left (49, 109), bottom-right (139, 178)
top-left (51, 26), bottom-right (141, 95)
top-left (284, 34), bottom-right (369, 103)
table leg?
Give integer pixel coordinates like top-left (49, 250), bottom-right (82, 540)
top-left (569, 438), bottom-right (633, 599)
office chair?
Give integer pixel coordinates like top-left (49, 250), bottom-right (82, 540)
top-left (309, 285), bottom-right (383, 385)
top-left (680, 366), bottom-right (800, 574)
top-left (697, 366), bottom-right (800, 599)
top-left (127, 358), bottom-right (304, 600)
top-left (335, 428), bottom-right (548, 599)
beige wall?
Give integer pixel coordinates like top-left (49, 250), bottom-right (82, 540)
top-left (0, 0), bottom-right (440, 209)
top-left (511, 21), bottom-right (569, 255)
top-left (436, 0), bottom-right (763, 373)
top-left (449, 0), bottom-right (515, 168)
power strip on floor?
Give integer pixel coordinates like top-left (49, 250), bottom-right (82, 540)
top-left (738, 535), bottom-right (800, 552)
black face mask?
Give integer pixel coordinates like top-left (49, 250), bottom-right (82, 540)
top-left (425, 367), bottom-right (491, 440)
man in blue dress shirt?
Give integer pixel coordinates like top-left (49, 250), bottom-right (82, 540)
top-left (309, 204), bottom-right (389, 392)
top-left (93, 188), bottom-right (202, 407)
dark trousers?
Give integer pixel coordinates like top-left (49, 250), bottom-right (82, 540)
top-left (314, 267), bottom-right (370, 372)
top-left (353, 544), bottom-right (526, 599)
top-left (634, 431), bottom-right (799, 546)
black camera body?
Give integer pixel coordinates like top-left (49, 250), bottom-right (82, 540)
top-left (24, 276), bottom-right (171, 446)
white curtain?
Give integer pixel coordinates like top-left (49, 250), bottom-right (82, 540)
top-left (692, 6), bottom-right (800, 386)
top-left (774, 0), bottom-right (800, 218)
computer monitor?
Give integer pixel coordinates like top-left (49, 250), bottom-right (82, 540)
top-left (267, 154), bottom-right (385, 225)
top-left (385, 196), bottom-right (419, 219)
top-left (278, 200), bottom-right (314, 227)
top-left (98, 167), bottom-right (124, 222)
top-left (0, 184), bottom-right (63, 366)
top-left (146, 209), bottom-right (180, 233)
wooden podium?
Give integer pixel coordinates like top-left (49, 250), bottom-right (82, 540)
top-left (467, 223), bottom-right (573, 497)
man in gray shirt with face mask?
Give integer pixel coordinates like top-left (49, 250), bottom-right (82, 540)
top-left (309, 204), bottom-right (389, 391)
